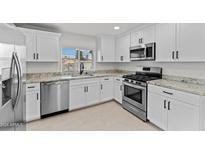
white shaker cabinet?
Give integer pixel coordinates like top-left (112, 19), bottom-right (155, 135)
top-left (167, 98), bottom-right (199, 131)
top-left (115, 34), bottom-right (130, 62)
top-left (130, 25), bottom-right (155, 47)
top-left (69, 78), bottom-right (100, 110)
top-left (19, 28), bottom-right (61, 62)
top-left (177, 23), bottom-right (205, 62)
top-left (100, 77), bottom-right (114, 102)
top-left (156, 23), bottom-right (205, 62)
top-left (155, 23), bottom-right (176, 62)
top-left (97, 35), bottom-right (115, 62)
top-left (69, 84), bottom-right (86, 110)
top-left (148, 84), bottom-right (200, 131)
top-left (114, 77), bottom-right (123, 104)
top-left (25, 83), bottom-right (40, 122)
top-left (148, 92), bottom-right (168, 130)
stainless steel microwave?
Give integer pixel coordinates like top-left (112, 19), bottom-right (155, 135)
top-left (130, 42), bottom-right (155, 61)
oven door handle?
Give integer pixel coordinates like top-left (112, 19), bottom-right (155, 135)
top-left (123, 82), bottom-right (146, 90)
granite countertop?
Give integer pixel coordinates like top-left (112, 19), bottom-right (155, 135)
top-left (148, 79), bottom-right (205, 96)
top-left (26, 72), bottom-right (125, 84)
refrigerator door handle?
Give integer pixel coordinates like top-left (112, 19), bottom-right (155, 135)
top-left (12, 52), bottom-right (22, 109)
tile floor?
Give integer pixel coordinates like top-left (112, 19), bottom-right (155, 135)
top-left (26, 101), bottom-right (160, 131)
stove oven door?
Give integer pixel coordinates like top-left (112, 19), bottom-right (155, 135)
top-left (123, 82), bottom-right (146, 111)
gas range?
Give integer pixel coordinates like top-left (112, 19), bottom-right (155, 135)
top-left (122, 67), bottom-right (162, 121)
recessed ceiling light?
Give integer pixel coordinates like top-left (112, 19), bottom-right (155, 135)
top-left (114, 26), bottom-right (120, 30)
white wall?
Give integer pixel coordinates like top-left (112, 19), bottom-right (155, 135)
top-left (117, 61), bottom-right (205, 79)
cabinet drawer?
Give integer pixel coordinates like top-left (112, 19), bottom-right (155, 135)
top-left (70, 78), bottom-right (100, 86)
top-left (114, 77), bottom-right (123, 83)
top-left (148, 84), bottom-right (200, 106)
top-left (26, 83), bottom-right (40, 92)
top-left (100, 77), bottom-right (113, 83)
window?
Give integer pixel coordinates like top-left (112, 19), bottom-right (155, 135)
top-left (62, 48), bottom-right (94, 72)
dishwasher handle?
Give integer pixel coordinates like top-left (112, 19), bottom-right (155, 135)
top-left (41, 81), bottom-right (66, 86)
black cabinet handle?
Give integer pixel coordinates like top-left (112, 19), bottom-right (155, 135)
top-left (120, 85), bottom-right (122, 91)
top-left (164, 100), bottom-right (166, 109)
top-left (37, 53), bottom-right (39, 60)
top-left (172, 51), bottom-right (175, 59)
top-left (27, 86), bottom-right (35, 89)
top-left (101, 56), bottom-right (103, 61)
top-left (87, 86), bottom-right (88, 92)
top-left (37, 93), bottom-right (39, 101)
top-left (33, 53), bottom-right (35, 60)
top-left (138, 38), bottom-right (141, 44)
top-left (176, 51), bottom-right (179, 59)
top-left (163, 91), bottom-right (173, 95)
top-left (101, 84), bottom-right (103, 90)
top-left (168, 101), bottom-right (171, 110)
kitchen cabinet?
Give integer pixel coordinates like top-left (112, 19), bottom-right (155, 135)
top-left (25, 83), bottom-right (40, 122)
top-left (19, 28), bottom-right (61, 62)
top-left (100, 77), bottom-right (114, 102)
top-left (130, 25), bottom-right (155, 47)
top-left (97, 35), bottom-right (115, 62)
top-left (115, 34), bottom-right (130, 62)
top-left (155, 23), bottom-right (176, 62)
top-left (148, 84), bottom-right (200, 130)
top-left (69, 84), bottom-right (86, 110)
top-left (69, 78), bottom-right (100, 110)
top-left (114, 77), bottom-right (123, 104)
top-left (148, 92), bottom-right (167, 130)
top-left (156, 23), bottom-right (205, 62)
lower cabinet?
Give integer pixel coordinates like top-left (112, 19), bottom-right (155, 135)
top-left (69, 79), bottom-right (100, 110)
top-left (100, 77), bottom-right (114, 102)
top-left (148, 84), bottom-right (200, 131)
top-left (25, 83), bottom-right (40, 122)
top-left (114, 77), bottom-right (123, 104)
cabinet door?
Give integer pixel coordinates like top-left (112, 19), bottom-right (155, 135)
top-left (69, 85), bottom-right (86, 110)
top-left (167, 99), bottom-right (199, 131)
top-left (98, 36), bottom-right (115, 62)
top-left (148, 92), bottom-right (168, 130)
top-left (100, 80), bottom-right (114, 102)
top-left (86, 83), bottom-right (100, 106)
top-left (115, 34), bottom-right (130, 62)
top-left (177, 23), bottom-right (205, 62)
top-left (130, 31), bottom-right (143, 47)
top-left (26, 91), bottom-right (40, 122)
top-left (114, 82), bottom-right (122, 104)
top-left (23, 30), bottom-right (36, 61)
top-left (143, 25), bottom-right (155, 44)
top-left (155, 23), bottom-right (176, 62)
top-left (36, 33), bottom-right (59, 62)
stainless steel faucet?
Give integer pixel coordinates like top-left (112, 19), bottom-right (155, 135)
top-left (80, 62), bottom-right (84, 75)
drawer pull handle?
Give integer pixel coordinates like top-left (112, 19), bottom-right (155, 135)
top-left (104, 78), bottom-right (109, 80)
top-left (27, 86), bottom-right (35, 89)
top-left (163, 91), bottom-right (173, 95)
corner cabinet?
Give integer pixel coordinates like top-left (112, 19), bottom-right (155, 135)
top-left (97, 35), bottom-right (115, 62)
top-left (155, 23), bottom-right (205, 62)
top-left (148, 84), bottom-right (200, 131)
top-left (19, 28), bottom-right (61, 62)
top-left (115, 34), bottom-right (130, 62)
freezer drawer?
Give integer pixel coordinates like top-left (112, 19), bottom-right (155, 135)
top-left (41, 80), bottom-right (69, 116)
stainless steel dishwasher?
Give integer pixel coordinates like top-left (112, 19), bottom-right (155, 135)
top-left (41, 80), bottom-right (69, 117)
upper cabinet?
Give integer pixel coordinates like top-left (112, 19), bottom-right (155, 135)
top-left (155, 23), bottom-right (176, 61)
top-left (97, 35), bottom-right (115, 62)
top-left (156, 23), bottom-right (205, 62)
top-left (19, 28), bottom-right (61, 62)
top-left (130, 25), bottom-right (155, 47)
top-left (115, 34), bottom-right (130, 62)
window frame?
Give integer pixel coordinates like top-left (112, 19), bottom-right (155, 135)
top-left (61, 47), bottom-right (96, 73)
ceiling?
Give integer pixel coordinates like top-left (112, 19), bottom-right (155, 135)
top-left (15, 23), bottom-right (142, 36)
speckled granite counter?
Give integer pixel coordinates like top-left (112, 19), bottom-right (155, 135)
top-left (148, 77), bottom-right (205, 96)
top-left (26, 70), bottom-right (128, 84)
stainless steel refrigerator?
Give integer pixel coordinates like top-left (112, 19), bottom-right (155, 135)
top-left (0, 26), bottom-right (26, 131)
